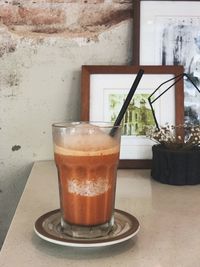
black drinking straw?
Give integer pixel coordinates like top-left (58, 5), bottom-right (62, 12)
top-left (110, 69), bottom-right (144, 136)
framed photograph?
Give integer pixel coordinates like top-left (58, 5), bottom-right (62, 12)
top-left (81, 65), bottom-right (184, 169)
top-left (133, 0), bottom-right (200, 124)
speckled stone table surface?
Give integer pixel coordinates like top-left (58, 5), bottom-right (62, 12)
top-left (1, 160), bottom-right (200, 267)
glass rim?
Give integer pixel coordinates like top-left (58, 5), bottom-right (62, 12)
top-left (52, 121), bottom-right (121, 129)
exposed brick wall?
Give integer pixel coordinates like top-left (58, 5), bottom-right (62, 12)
top-left (0, 1), bottom-right (133, 35)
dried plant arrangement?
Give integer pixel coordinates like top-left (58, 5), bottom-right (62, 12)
top-left (147, 124), bottom-right (200, 151)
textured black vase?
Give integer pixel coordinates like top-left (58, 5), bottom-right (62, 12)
top-left (151, 144), bottom-right (200, 185)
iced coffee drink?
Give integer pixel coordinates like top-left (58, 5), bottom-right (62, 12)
top-left (52, 122), bottom-right (121, 238)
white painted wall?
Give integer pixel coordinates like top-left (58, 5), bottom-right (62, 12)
top-left (0, 20), bottom-right (133, 247)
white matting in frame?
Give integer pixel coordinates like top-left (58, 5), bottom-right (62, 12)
top-left (140, 1), bottom-right (200, 65)
top-left (89, 73), bottom-right (176, 160)
top-left (139, 1), bottom-right (200, 125)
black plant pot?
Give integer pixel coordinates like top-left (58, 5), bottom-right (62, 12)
top-left (151, 144), bottom-right (200, 185)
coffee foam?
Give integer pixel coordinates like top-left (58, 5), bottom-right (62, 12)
top-left (54, 123), bottom-right (120, 156)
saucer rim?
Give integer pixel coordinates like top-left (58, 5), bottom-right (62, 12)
top-left (34, 209), bottom-right (140, 248)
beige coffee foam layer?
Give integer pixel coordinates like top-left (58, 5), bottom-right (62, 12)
top-left (54, 144), bottom-right (119, 156)
top-left (54, 128), bottom-right (120, 156)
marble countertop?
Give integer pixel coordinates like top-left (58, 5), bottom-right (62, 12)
top-left (0, 160), bottom-right (200, 267)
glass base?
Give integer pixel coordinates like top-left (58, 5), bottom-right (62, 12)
top-left (60, 216), bottom-right (114, 239)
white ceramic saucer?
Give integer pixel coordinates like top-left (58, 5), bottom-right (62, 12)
top-left (34, 209), bottom-right (140, 248)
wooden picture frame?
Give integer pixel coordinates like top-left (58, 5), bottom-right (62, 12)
top-left (81, 65), bottom-right (184, 169)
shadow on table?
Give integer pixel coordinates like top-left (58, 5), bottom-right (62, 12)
top-left (32, 233), bottom-right (138, 260)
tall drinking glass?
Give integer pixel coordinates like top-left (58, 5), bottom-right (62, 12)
top-left (52, 122), bottom-right (121, 238)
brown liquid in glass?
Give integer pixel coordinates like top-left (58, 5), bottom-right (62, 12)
top-left (54, 151), bottom-right (119, 226)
